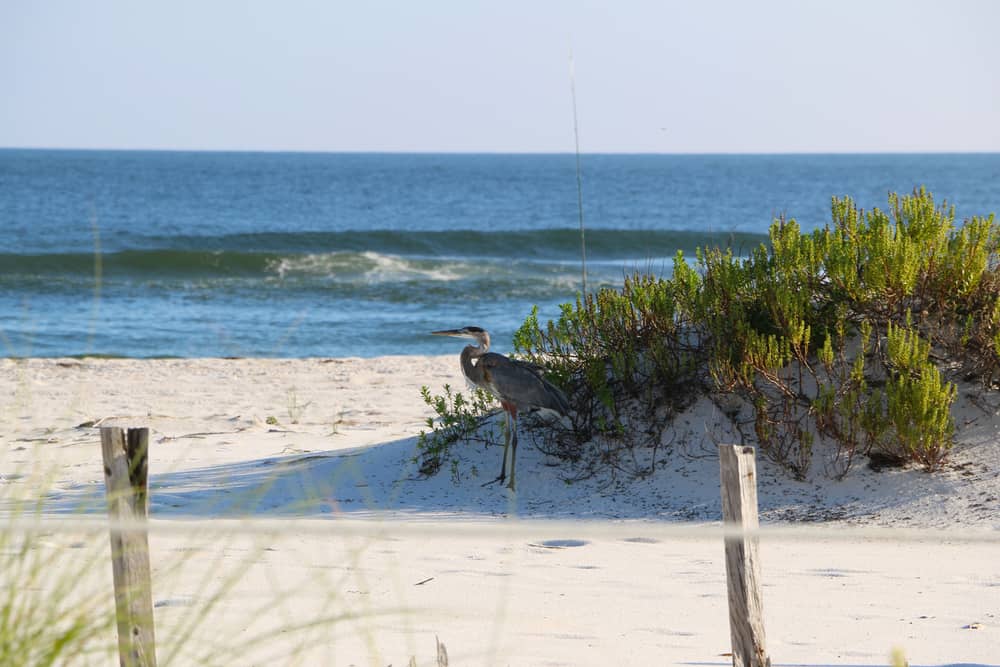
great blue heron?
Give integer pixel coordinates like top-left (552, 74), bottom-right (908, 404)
top-left (431, 326), bottom-right (570, 491)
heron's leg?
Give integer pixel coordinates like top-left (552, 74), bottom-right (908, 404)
top-left (498, 408), bottom-right (511, 481)
top-left (506, 410), bottom-right (518, 492)
top-left (482, 407), bottom-right (511, 487)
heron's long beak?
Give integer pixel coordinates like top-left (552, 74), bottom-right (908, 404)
top-left (430, 329), bottom-right (468, 338)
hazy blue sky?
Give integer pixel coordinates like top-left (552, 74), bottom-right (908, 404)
top-left (3, 1), bottom-right (998, 153)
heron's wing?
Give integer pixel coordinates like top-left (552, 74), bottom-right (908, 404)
top-left (478, 353), bottom-right (570, 415)
top-left (511, 359), bottom-right (548, 378)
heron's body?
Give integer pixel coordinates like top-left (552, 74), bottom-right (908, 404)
top-left (432, 326), bottom-right (569, 490)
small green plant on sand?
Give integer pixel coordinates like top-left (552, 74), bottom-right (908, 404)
top-left (286, 386), bottom-right (312, 424)
top-left (327, 408), bottom-right (346, 435)
top-left (879, 319), bottom-right (957, 468)
top-left (416, 384), bottom-right (500, 480)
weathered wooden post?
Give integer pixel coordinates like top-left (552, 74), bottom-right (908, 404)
top-left (719, 444), bottom-right (770, 667)
top-left (101, 426), bottom-right (157, 667)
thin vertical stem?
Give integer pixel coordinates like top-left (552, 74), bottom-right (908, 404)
top-left (569, 49), bottom-right (587, 295)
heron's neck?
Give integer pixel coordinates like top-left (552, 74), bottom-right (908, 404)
top-left (463, 338), bottom-right (488, 363)
top-left (457, 332), bottom-right (490, 383)
top-left (464, 331), bottom-right (489, 357)
top-left (461, 339), bottom-right (488, 383)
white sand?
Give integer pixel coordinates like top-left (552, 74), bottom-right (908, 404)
top-left (2, 357), bottom-right (998, 665)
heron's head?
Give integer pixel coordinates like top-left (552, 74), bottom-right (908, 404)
top-left (430, 326), bottom-right (490, 347)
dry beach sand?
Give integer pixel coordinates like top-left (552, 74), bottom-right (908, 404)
top-left (1, 356), bottom-right (998, 665)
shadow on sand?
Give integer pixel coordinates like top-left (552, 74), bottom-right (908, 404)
top-left (39, 433), bottom-right (665, 519)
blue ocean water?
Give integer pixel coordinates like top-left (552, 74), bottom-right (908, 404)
top-left (2, 150), bottom-right (998, 358)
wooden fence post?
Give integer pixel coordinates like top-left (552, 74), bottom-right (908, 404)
top-left (101, 426), bottom-right (157, 667)
top-left (719, 444), bottom-right (770, 667)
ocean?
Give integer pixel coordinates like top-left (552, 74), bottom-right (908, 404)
top-left (2, 150), bottom-right (998, 358)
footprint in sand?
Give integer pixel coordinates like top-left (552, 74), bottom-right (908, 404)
top-left (530, 539), bottom-right (588, 549)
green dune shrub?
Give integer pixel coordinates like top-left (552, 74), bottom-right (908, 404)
top-left (511, 188), bottom-right (995, 477)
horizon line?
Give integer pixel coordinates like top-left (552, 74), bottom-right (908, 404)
top-left (3, 145), bottom-right (1000, 157)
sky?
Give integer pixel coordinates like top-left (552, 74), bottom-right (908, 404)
top-left (2, 0), bottom-right (999, 153)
